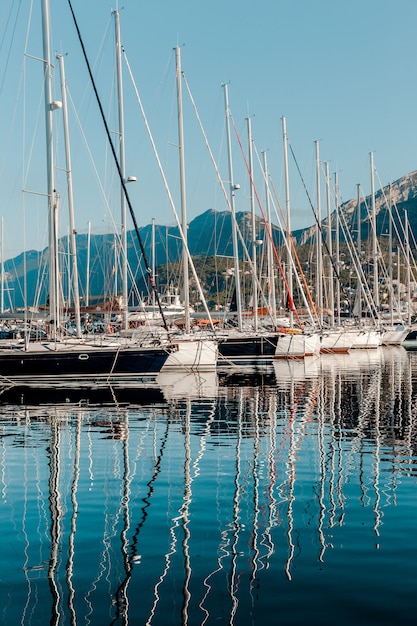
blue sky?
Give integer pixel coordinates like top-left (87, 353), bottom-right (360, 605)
top-left (0, 0), bottom-right (416, 259)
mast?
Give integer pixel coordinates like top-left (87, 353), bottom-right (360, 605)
top-left (357, 183), bottom-right (362, 323)
top-left (388, 183), bottom-right (393, 326)
top-left (262, 151), bottom-right (276, 323)
top-left (175, 46), bottom-right (190, 333)
top-left (405, 211), bottom-right (411, 326)
top-left (282, 116), bottom-right (293, 326)
top-left (370, 151), bottom-right (379, 310)
top-left (247, 116), bottom-right (258, 331)
top-left (223, 83), bottom-right (242, 331)
top-left (114, 8), bottom-right (129, 331)
top-left (151, 217), bottom-right (156, 308)
top-left (86, 220), bottom-right (91, 308)
top-left (57, 53), bottom-right (81, 338)
top-left (315, 140), bottom-right (323, 327)
top-left (113, 233), bottom-right (118, 297)
top-left (325, 162), bottom-right (334, 326)
top-left (334, 172), bottom-right (341, 327)
top-left (68, 0), bottom-right (169, 331)
top-left (42, 0), bottom-right (60, 340)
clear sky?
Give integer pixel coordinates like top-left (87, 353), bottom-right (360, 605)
top-left (0, 0), bottom-right (416, 259)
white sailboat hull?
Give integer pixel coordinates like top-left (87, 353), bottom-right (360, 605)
top-left (162, 337), bottom-right (218, 371)
top-left (350, 329), bottom-right (381, 349)
top-left (320, 330), bottom-right (355, 354)
top-left (304, 333), bottom-right (321, 357)
top-left (380, 326), bottom-right (409, 346)
top-left (275, 333), bottom-right (305, 359)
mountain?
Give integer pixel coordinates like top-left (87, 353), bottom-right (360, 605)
top-left (2, 171), bottom-right (416, 310)
top-left (293, 170), bottom-right (417, 245)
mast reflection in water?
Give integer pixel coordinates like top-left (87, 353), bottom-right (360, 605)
top-left (1, 347), bottom-right (417, 625)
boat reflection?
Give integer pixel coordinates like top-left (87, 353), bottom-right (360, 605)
top-left (158, 370), bottom-right (219, 401)
top-left (0, 381), bottom-right (166, 407)
top-left (1, 347), bottom-right (417, 625)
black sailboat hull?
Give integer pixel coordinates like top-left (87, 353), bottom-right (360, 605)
top-left (0, 345), bottom-right (170, 388)
top-left (217, 334), bottom-right (278, 368)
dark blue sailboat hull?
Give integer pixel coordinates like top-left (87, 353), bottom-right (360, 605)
top-left (217, 334), bottom-right (278, 368)
top-left (0, 345), bottom-right (170, 388)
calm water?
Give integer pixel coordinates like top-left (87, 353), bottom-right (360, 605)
top-left (1, 347), bottom-right (417, 625)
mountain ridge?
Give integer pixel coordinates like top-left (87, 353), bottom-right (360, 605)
top-left (2, 170), bottom-right (416, 310)
top-left (294, 169), bottom-right (417, 245)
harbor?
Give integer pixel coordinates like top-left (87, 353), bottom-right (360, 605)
top-left (1, 346), bottom-right (416, 625)
top-left (1, 2), bottom-right (417, 623)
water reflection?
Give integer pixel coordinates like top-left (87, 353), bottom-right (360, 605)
top-left (0, 382), bottom-right (165, 407)
top-left (1, 347), bottom-right (417, 625)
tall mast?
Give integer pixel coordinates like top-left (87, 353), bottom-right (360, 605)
top-left (325, 162), bottom-right (334, 326)
top-left (334, 172), bottom-right (341, 326)
top-left (262, 150), bottom-right (276, 323)
top-left (86, 220), bottom-right (91, 308)
top-left (388, 184), bottom-right (393, 325)
top-left (42, 0), bottom-right (60, 339)
top-left (282, 116), bottom-right (293, 326)
top-left (175, 46), bottom-right (190, 333)
top-left (114, 8), bottom-right (129, 331)
top-left (315, 140), bottom-right (323, 327)
top-left (247, 116), bottom-right (258, 331)
top-left (151, 217), bottom-right (156, 308)
top-left (370, 151), bottom-right (379, 310)
top-left (223, 83), bottom-right (242, 331)
top-left (405, 211), bottom-right (411, 326)
top-left (356, 183), bottom-right (362, 323)
top-left (57, 53), bottom-right (81, 338)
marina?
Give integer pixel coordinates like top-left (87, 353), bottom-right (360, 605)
top-left (1, 345), bottom-right (416, 625)
top-left (1, 3), bottom-right (417, 623)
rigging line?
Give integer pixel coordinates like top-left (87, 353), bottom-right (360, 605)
top-left (261, 160), bottom-right (318, 323)
top-left (0, 0), bottom-right (22, 96)
top-left (289, 143), bottom-right (351, 303)
top-left (253, 146), bottom-right (317, 326)
top-left (230, 115), bottom-right (303, 327)
top-left (66, 0), bottom-right (169, 331)
top-left (406, 227), bottom-right (417, 277)
top-left (107, 345), bottom-right (121, 384)
top-left (375, 173), bottom-right (417, 284)
top-left (354, 189), bottom-right (387, 322)
top-left (182, 73), bottom-right (274, 321)
top-left (337, 195), bottom-right (379, 322)
top-left (360, 183), bottom-right (389, 277)
top-left (122, 49), bottom-right (215, 330)
top-left (68, 82), bottom-right (151, 302)
top-left (232, 116), bottom-right (301, 324)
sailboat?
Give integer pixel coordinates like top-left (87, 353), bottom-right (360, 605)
top-left (114, 41), bottom-right (217, 372)
top-left (160, 45), bottom-right (218, 371)
top-left (215, 85), bottom-right (279, 369)
top-left (0, 0), bottom-right (171, 390)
